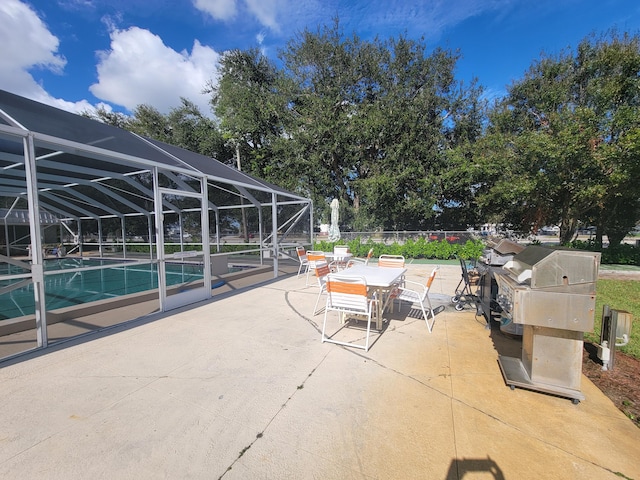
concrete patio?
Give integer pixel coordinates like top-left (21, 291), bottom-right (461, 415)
top-left (1, 263), bottom-right (639, 479)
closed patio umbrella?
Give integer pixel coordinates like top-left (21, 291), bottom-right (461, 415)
top-left (328, 198), bottom-right (341, 242)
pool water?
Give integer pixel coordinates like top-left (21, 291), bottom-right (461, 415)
top-left (0, 258), bottom-right (203, 320)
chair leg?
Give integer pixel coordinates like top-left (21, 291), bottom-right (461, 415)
top-left (363, 312), bottom-right (372, 351)
top-left (313, 286), bottom-right (326, 316)
top-left (321, 305), bottom-right (330, 343)
top-left (421, 300), bottom-right (435, 333)
top-left (322, 308), bottom-right (372, 351)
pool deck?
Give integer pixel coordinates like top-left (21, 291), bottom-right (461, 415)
top-left (0, 259), bottom-right (282, 358)
top-left (1, 262), bottom-right (639, 479)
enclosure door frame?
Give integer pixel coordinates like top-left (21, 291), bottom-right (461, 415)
top-left (154, 169), bottom-right (211, 312)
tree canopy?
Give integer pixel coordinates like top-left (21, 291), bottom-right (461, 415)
top-left (209, 20), bottom-right (485, 230)
top-left (88, 25), bottom-right (640, 244)
top-left (470, 31), bottom-right (640, 244)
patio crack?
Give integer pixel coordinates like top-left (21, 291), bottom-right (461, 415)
top-left (216, 352), bottom-right (331, 480)
top-left (284, 290), bottom-right (323, 332)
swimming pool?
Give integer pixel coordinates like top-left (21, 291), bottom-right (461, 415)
top-left (0, 258), bottom-right (204, 320)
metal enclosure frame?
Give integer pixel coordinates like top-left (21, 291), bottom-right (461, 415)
top-left (0, 90), bottom-right (312, 358)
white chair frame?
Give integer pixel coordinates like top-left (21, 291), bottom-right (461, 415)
top-left (322, 274), bottom-right (376, 351)
top-left (394, 266), bottom-right (439, 332)
top-left (377, 254), bottom-right (405, 268)
top-left (305, 251), bottom-right (327, 286)
top-left (296, 246), bottom-right (309, 278)
top-left (346, 247), bottom-right (374, 268)
top-left (332, 245), bottom-right (351, 271)
top-left (377, 254), bottom-right (406, 298)
top-left (312, 261), bottom-right (331, 315)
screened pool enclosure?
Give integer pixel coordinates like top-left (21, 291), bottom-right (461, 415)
top-left (0, 89), bottom-right (312, 360)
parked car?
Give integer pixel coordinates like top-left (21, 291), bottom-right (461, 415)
top-left (539, 225), bottom-right (560, 235)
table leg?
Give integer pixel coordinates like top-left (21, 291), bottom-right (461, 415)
top-left (376, 286), bottom-right (383, 329)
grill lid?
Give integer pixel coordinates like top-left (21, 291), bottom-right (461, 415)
top-left (492, 239), bottom-right (525, 256)
top-left (503, 246), bottom-right (600, 288)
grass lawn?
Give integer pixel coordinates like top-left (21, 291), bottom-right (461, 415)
top-left (586, 278), bottom-right (640, 359)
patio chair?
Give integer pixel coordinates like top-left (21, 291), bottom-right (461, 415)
top-left (377, 254), bottom-right (405, 268)
top-left (322, 274), bottom-right (377, 351)
top-left (306, 250), bottom-right (328, 286)
top-left (393, 266), bottom-right (439, 332)
top-left (377, 254), bottom-right (406, 298)
top-left (332, 245), bottom-right (351, 271)
top-left (296, 246), bottom-right (309, 278)
top-left (312, 261), bottom-right (332, 315)
top-left (346, 247), bottom-right (374, 268)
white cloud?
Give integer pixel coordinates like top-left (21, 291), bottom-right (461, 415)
top-left (192, 0), bottom-right (238, 21)
top-left (0, 0), bottom-right (106, 114)
top-left (191, 0), bottom-right (514, 44)
top-left (305, 0), bottom-right (519, 44)
top-left (90, 26), bottom-right (220, 115)
top-left (193, 0), bottom-right (293, 31)
top-left (480, 86), bottom-right (507, 105)
top-left (0, 0), bottom-right (519, 118)
top-left (0, 0), bottom-right (66, 72)
top-left (244, 0), bottom-right (280, 31)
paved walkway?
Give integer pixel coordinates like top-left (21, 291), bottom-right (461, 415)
top-left (1, 264), bottom-right (639, 479)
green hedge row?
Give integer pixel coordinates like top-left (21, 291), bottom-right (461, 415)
top-left (568, 240), bottom-right (640, 266)
top-left (313, 237), bottom-right (485, 261)
top-left (123, 238), bottom-right (485, 259)
top-left (124, 238), bottom-right (638, 265)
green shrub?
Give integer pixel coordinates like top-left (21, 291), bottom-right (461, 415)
top-left (402, 238), bottom-right (427, 258)
top-left (124, 243), bottom-right (264, 255)
top-left (568, 240), bottom-right (640, 266)
top-left (385, 242), bottom-right (404, 256)
top-left (458, 239), bottom-right (486, 260)
top-left (126, 244), bottom-right (149, 254)
top-left (312, 237), bottom-right (484, 261)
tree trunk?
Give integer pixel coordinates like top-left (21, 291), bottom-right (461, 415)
top-left (559, 218), bottom-right (577, 245)
top-left (595, 223), bottom-right (604, 246)
top-left (605, 227), bottom-right (627, 246)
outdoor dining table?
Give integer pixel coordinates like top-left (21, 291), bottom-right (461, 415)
top-left (331, 264), bottom-right (406, 329)
top-left (323, 251), bottom-right (353, 271)
top-left (322, 251), bottom-right (353, 261)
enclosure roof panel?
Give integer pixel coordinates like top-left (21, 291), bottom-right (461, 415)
top-left (0, 90), bottom-right (186, 171)
top-left (0, 90), bottom-right (309, 212)
top-left (142, 137), bottom-right (308, 200)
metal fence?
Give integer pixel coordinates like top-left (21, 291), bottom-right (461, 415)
top-left (326, 231), bottom-right (479, 245)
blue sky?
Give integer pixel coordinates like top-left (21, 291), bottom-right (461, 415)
top-left (1, 0), bottom-right (639, 116)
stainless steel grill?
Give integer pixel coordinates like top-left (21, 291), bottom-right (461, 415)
top-left (494, 246), bottom-right (601, 403)
top-left (476, 239), bottom-right (525, 325)
top-left (480, 238), bottom-right (525, 267)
